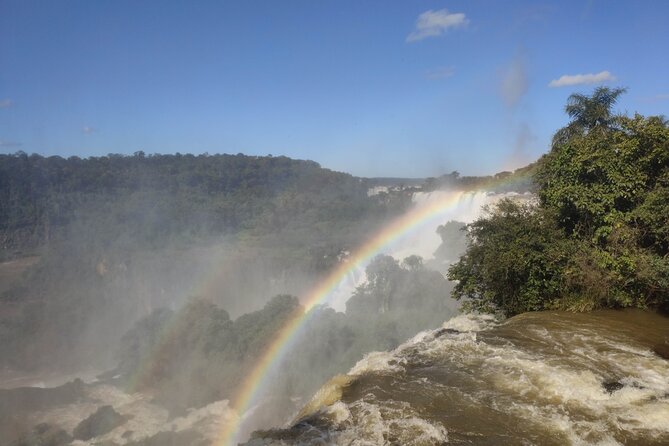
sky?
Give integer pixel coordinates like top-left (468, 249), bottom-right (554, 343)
top-left (1, 0), bottom-right (668, 177)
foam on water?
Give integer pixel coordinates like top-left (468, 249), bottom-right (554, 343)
top-left (348, 351), bottom-right (407, 376)
top-left (441, 313), bottom-right (498, 332)
top-left (250, 310), bottom-right (669, 446)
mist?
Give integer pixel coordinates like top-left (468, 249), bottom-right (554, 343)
top-left (0, 151), bottom-right (532, 444)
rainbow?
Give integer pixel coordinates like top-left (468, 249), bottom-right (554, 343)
top-left (215, 188), bottom-right (491, 445)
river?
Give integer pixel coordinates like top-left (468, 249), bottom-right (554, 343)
top-left (246, 309), bottom-right (669, 445)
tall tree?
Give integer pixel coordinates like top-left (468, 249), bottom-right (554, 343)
top-left (552, 86), bottom-right (627, 145)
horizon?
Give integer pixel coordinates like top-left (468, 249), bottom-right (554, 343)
top-left (0, 149), bottom-right (531, 180)
top-left (1, 0), bottom-right (668, 177)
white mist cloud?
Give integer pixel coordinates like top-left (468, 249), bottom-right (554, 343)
top-left (82, 126), bottom-right (98, 134)
top-left (0, 99), bottom-right (14, 109)
top-left (500, 53), bottom-right (528, 107)
top-left (425, 66), bottom-right (455, 80)
top-left (406, 9), bottom-right (468, 42)
top-left (548, 71), bottom-right (615, 87)
top-left (508, 123), bottom-right (536, 170)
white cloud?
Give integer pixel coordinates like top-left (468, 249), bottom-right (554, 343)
top-left (654, 94), bottom-right (669, 100)
top-left (0, 99), bottom-right (14, 109)
top-left (548, 71), bottom-right (615, 87)
top-left (500, 53), bottom-right (528, 107)
top-left (425, 66), bottom-right (455, 80)
top-left (406, 9), bottom-right (468, 42)
top-left (0, 140), bottom-right (22, 148)
top-left (82, 126), bottom-right (98, 134)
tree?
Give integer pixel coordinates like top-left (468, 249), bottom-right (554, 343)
top-left (448, 200), bottom-right (573, 315)
top-left (401, 255), bottom-right (424, 271)
top-left (552, 86), bottom-right (626, 146)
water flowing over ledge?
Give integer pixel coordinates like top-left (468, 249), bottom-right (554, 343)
top-left (246, 310), bottom-right (669, 446)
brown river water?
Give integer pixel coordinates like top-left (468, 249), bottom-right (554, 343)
top-left (246, 310), bottom-right (669, 446)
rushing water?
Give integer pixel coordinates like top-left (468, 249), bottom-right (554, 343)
top-left (327, 190), bottom-right (532, 311)
top-left (246, 310), bottom-right (669, 446)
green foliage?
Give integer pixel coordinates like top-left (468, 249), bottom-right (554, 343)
top-left (420, 165), bottom-right (538, 194)
top-left (450, 88), bottom-right (669, 316)
top-left (116, 295), bottom-right (301, 410)
top-left (0, 152), bottom-right (406, 257)
top-left (449, 200), bottom-right (574, 314)
top-left (537, 113), bottom-right (669, 240)
top-left (346, 254), bottom-right (457, 339)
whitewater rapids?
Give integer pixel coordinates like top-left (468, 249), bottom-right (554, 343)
top-left (245, 310), bottom-right (669, 446)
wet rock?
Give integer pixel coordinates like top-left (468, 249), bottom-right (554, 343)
top-left (653, 343), bottom-right (669, 360)
top-left (602, 381), bottom-right (624, 394)
top-left (73, 405), bottom-right (127, 441)
top-left (434, 328), bottom-right (461, 337)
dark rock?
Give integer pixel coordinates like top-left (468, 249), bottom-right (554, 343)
top-left (653, 343), bottom-right (669, 360)
top-left (73, 405), bottom-right (127, 441)
top-left (434, 328), bottom-right (461, 338)
top-left (602, 381), bottom-right (624, 394)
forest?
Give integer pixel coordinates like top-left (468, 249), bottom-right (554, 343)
top-left (0, 153), bottom-right (418, 370)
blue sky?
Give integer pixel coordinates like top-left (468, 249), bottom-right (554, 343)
top-left (1, 0), bottom-right (668, 177)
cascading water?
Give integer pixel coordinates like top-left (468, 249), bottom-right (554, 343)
top-left (328, 188), bottom-right (531, 311)
top-left (246, 310), bottom-right (669, 446)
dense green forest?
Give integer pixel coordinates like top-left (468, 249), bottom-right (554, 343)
top-left (449, 88), bottom-right (669, 315)
top-left (0, 153), bottom-right (416, 371)
top-left (0, 152), bottom-right (405, 258)
top-left (0, 151), bottom-right (532, 260)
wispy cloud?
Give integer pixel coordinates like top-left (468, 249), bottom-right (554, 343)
top-left (653, 94), bottom-right (669, 100)
top-left (0, 99), bottom-right (14, 109)
top-left (406, 9), bottom-right (468, 43)
top-left (82, 126), bottom-right (98, 134)
top-left (500, 53), bottom-right (529, 107)
top-left (0, 140), bottom-right (22, 148)
top-left (425, 66), bottom-right (455, 80)
top-left (548, 71), bottom-right (615, 87)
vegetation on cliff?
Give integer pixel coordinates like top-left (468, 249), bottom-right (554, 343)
top-left (449, 88), bottom-right (669, 315)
